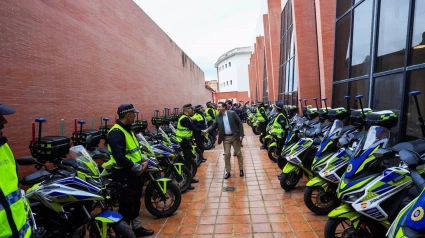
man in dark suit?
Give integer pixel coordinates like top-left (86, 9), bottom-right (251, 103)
top-left (202, 102), bottom-right (244, 179)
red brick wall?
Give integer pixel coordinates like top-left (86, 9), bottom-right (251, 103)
top-left (292, 0), bottom-right (321, 103)
top-left (266, 0), bottom-right (281, 103)
top-left (316, 0), bottom-right (337, 102)
top-left (0, 0), bottom-right (212, 161)
top-left (214, 91), bottom-right (250, 103)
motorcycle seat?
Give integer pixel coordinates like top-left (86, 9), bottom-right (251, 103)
top-left (340, 125), bottom-right (357, 135)
top-left (399, 149), bottom-right (424, 167)
top-left (21, 170), bottom-right (51, 186)
top-left (392, 139), bottom-right (425, 155)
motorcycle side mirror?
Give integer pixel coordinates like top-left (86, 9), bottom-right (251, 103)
top-left (338, 137), bottom-right (349, 148)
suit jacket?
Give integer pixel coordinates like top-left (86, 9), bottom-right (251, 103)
top-left (207, 110), bottom-right (244, 144)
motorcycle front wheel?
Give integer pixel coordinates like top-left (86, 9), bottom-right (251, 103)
top-left (144, 182), bottom-right (182, 218)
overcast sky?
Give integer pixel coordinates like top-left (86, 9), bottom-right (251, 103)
top-left (134, 0), bottom-right (267, 82)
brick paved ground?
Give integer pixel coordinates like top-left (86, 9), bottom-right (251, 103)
top-left (139, 124), bottom-right (327, 237)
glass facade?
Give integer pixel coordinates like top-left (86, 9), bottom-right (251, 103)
top-left (333, 0), bottom-right (425, 142)
top-left (278, 0), bottom-right (297, 105)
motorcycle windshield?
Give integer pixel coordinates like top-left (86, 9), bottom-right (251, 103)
top-left (324, 119), bottom-right (343, 140)
top-left (169, 124), bottom-right (177, 134)
top-left (69, 145), bottom-right (100, 177)
top-left (362, 126), bottom-right (390, 151)
top-left (159, 128), bottom-right (172, 146)
top-left (137, 133), bottom-right (155, 156)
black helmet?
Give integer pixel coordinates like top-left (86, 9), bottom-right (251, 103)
top-left (275, 101), bottom-right (284, 110)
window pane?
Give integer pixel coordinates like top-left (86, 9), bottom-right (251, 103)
top-left (285, 62), bottom-right (290, 92)
top-left (373, 73), bottom-right (403, 145)
top-left (332, 83), bottom-right (348, 108)
top-left (293, 61), bottom-right (298, 91)
top-left (290, 29), bottom-right (295, 58)
top-left (288, 0), bottom-right (292, 27)
top-left (349, 79), bottom-right (369, 109)
top-left (350, 0), bottom-right (373, 78)
top-left (334, 13), bottom-right (351, 81)
top-left (406, 68), bottom-right (425, 140)
top-left (288, 59), bottom-right (294, 92)
top-left (286, 28), bottom-right (293, 61)
top-left (410, 0), bottom-right (425, 65)
top-left (337, 0), bottom-right (352, 18)
top-left (375, 0), bottom-right (409, 72)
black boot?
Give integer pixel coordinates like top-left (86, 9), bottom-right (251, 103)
top-left (133, 227), bottom-right (154, 237)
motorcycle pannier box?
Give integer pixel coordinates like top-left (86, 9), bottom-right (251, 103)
top-left (72, 129), bottom-right (101, 149)
top-left (328, 107), bottom-right (347, 121)
top-left (365, 110), bottom-right (398, 129)
top-left (132, 120), bottom-right (148, 131)
top-left (306, 108), bottom-right (318, 120)
top-left (99, 125), bottom-right (113, 139)
top-left (318, 108), bottom-right (330, 120)
top-left (350, 108), bottom-right (373, 125)
top-left (32, 136), bottom-right (71, 159)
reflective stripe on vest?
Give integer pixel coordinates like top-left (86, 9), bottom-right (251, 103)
top-left (176, 115), bottom-right (193, 142)
top-left (0, 144), bottom-right (31, 238)
top-left (256, 107), bottom-right (265, 122)
top-left (205, 108), bottom-right (213, 121)
top-left (106, 124), bottom-right (142, 169)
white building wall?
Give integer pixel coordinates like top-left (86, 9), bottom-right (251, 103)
top-left (217, 53), bottom-right (251, 93)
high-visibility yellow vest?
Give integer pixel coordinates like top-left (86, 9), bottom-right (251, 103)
top-left (205, 108), bottom-right (213, 121)
top-left (105, 123), bottom-right (142, 168)
top-left (272, 113), bottom-right (288, 138)
top-left (256, 107), bottom-right (266, 122)
top-left (176, 115), bottom-right (193, 142)
top-left (0, 143), bottom-right (31, 238)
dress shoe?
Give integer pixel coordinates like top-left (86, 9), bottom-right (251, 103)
top-left (233, 153), bottom-right (237, 156)
top-left (133, 227), bottom-right (154, 237)
top-left (187, 185), bottom-right (195, 190)
top-left (224, 172), bottom-right (231, 179)
top-left (240, 170), bottom-right (244, 177)
top-left (191, 178), bottom-right (199, 183)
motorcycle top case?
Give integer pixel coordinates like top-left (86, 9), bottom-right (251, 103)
top-left (318, 108), bottom-right (330, 121)
top-left (350, 108), bottom-right (372, 126)
top-left (328, 107), bottom-right (347, 121)
top-left (365, 110), bottom-right (398, 130)
top-left (306, 108), bottom-right (318, 120)
top-left (132, 120), bottom-right (148, 131)
top-left (31, 136), bottom-right (71, 159)
top-left (72, 129), bottom-right (101, 148)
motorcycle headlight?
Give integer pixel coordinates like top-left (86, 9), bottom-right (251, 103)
top-left (342, 191), bottom-right (364, 203)
top-left (313, 163), bottom-right (326, 173)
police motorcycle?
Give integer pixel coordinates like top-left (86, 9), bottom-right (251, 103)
top-left (303, 95), bottom-right (369, 215)
top-left (265, 104), bottom-right (299, 162)
top-left (276, 99), bottom-right (315, 170)
top-left (324, 90), bottom-right (425, 237)
top-left (101, 132), bottom-right (182, 219)
top-left (279, 98), bottom-right (334, 191)
top-left (151, 109), bottom-right (200, 176)
top-left (132, 117), bottom-right (192, 194)
top-left (19, 118), bottom-right (135, 237)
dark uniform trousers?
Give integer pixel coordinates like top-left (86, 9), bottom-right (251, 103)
top-left (180, 139), bottom-right (195, 176)
top-left (113, 170), bottom-right (144, 223)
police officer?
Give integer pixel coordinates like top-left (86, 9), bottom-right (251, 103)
top-left (256, 101), bottom-right (268, 150)
top-left (0, 104), bottom-right (32, 238)
top-left (205, 101), bottom-right (215, 127)
top-left (176, 104), bottom-right (201, 188)
top-left (271, 101), bottom-right (289, 159)
top-left (107, 104), bottom-right (154, 237)
top-left (192, 105), bottom-right (207, 163)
